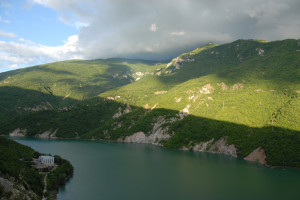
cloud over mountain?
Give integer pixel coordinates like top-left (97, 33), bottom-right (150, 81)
top-left (1, 0), bottom-right (300, 71)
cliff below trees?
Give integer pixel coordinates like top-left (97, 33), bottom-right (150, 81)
top-left (0, 39), bottom-right (299, 168)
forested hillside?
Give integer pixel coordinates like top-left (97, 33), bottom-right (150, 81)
top-left (0, 137), bottom-right (73, 200)
top-left (1, 39), bottom-right (299, 167)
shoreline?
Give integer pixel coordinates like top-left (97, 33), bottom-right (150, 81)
top-left (5, 135), bottom-right (299, 170)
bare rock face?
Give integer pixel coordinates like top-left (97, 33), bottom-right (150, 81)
top-left (37, 129), bottom-right (58, 139)
top-left (254, 89), bottom-right (264, 92)
top-left (256, 48), bottom-right (265, 56)
top-left (208, 138), bottom-right (237, 157)
top-left (112, 104), bottom-right (132, 118)
top-left (9, 128), bottom-right (26, 137)
top-left (112, 107), bottom-right (123, 119)
top-left (148, 116), bottom-right (170, 143)
top-left (199, 84), bottom-right (214, 94)
top-left (181, 146), bottom-right (189, 151)
top-left (23, 102), bottom-right (53, 111)
top-left (112, 122), bottom-right (122, 130)
top-left (244, 147), bottom-right (267, 165)
top-left (193, 138), bottom-right (214, 152)
top-left (124, 132), bottom-right (149, 143)
top-left (154, 91), bottom-right (167, 95)
top-left (178, 105), bottom-right (190, 119)
top-left (231, 83), bottom-right (244, 90)
top-left (218, 82), bottom-right (228, 90)
top-left (175, 97), bottom-right (182, 102)
top-left (39, 130), bottom-right (51, 139)
top-left (123, 104), bottom-right (132, 114)
top-left (0, 177), bottom-right (37, 200)
top-left (122, 116), bottom-right (171, 144)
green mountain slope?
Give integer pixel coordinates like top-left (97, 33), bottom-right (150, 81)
top-left (0, 58), bottom-right (165, 121)
top-left (98, 40), bottom-right (299, 130)
top-left (0, 137), bottom-right (73, 200)
top-left (0, 39), bottom-right (299, 167)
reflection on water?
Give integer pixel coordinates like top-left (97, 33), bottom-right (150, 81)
top-left (12, 138), bottom-right (300, 200)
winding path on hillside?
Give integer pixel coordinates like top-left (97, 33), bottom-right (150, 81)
top-left (42, 173), bottom-right (47, 200)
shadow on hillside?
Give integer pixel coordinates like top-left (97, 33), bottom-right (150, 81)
top-left (73, 63), bottom-right (134, 98)
top-left (0, 58), bottom-right (161, 82)
top-left (0, 88), bottom-right (299, 167)
top-left (29, 65), bottom-right (77, 76)
top-left (65, 58), bottom-right (163, 66)
top-left (0, 65), bottom-right (78, 82)
top-left (0, 86), bottom-right (78, 121)
top-left (0, 59), bottom-right (164, 99)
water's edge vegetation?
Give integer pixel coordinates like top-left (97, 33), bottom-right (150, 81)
top-left (0, 39), bottom-right (299, 168)
top-left (0, 136), bottom-right (73, 200)
top-left (11, 137), bottom-right (300, 200)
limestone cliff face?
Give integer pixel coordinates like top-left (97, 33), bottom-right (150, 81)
top-left (208, 138), bottom-right (237, 157)
top-left (37, 129), bottom-right (58, 139)
top-left (0, 177), bottom-right (38, 200)
top-left (187, 137), bottom-right (237, 157)
top-left (124, 132), bottom-right (149, 143)
top-left (120, 115), bottom-right (238, 159)
top-left (193, 138), bottom-right (214, 152)
top-left (9, 128), bottom-right (58, 139)
top-left (122, 116), bottom-right (171, 144)
top-left (123, 129), bottom-right (170, 144)
top-left (244, 147), bottom-right (267, 165)
top-left (9, 128), bottom-right (26, 137)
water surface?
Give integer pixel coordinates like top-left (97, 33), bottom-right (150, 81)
top-left (13, 138), bottom-right (300, 200)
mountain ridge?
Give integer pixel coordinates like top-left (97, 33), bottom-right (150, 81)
top-left (0, 39), bottom-right (299, 167)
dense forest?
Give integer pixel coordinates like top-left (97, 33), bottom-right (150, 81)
top-left (0, 137), bottom-right (73, 200)
top-left (0, 39), bottom-right (299, 168)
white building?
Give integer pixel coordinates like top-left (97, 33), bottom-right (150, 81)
top-left (38, 156), bottom-right (54, 165)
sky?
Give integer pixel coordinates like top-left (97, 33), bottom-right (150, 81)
top-left (0, 0), bottom-right (300, 73)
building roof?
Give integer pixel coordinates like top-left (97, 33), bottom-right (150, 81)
top-left (39, 155), bottom-right (54, 159)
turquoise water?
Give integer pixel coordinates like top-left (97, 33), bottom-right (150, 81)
top-left (13, 138), bottom-right (300, 200)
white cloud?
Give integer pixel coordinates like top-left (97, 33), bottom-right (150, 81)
top-left (67, 0), bottom-right (300, 61)
top-left (1, 0), bottom-right (300, 72)
top-left (145, 47), bottom-right (154, 52)
top-left (5, 64), bottom-right (18, 69)
top-left (74, 21), bottom-right (90, 29)
top-left (0, 35), bottom-right (82, 70)
top-left (170, 31), bottom-right (185, 36)
top-left (0, 30), bottom-right (17, 38)
top-left (32, 0), bottom-right (94, 27)
top-left (150, 24), bottom-right (158, 32)
top-left (0, 16), bottom-right (10, 24)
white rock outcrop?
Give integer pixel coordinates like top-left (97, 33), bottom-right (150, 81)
top-left (9, 128), bottom-right (26, 137)
top-left (122, 116), bottom-right (171, 144)
top-left (178, 105), bottom-right (190, 119)
top-left (112, 107), bottom-right (123, 119)
top-left (193, 137), bottom-right (237, 157)
top-left (175, 97), bottom-right (182, 102)
top-left (208, 138), bottom-right (237, 157)
top-left (199, 84), bottom-right (214, 94)
top-left (124, 132), bottom-right (148, 143)
top-left (123, 104), bottom-right (132, 114)
top-left (231, 83), bottom-right (244, 90)
top-left (37, 129), bottom-right (58, 139)
top-left (154, 91), bottom-right (167, 95)
top-left (217, 82), bottom-right (228, 90)
top-left (193, 138), bottom-right (214, 152)
top-left (244, 147), bottom-right (267, 165)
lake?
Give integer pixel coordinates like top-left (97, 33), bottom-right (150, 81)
top-left (12, 138), bottom-right (300, 200)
